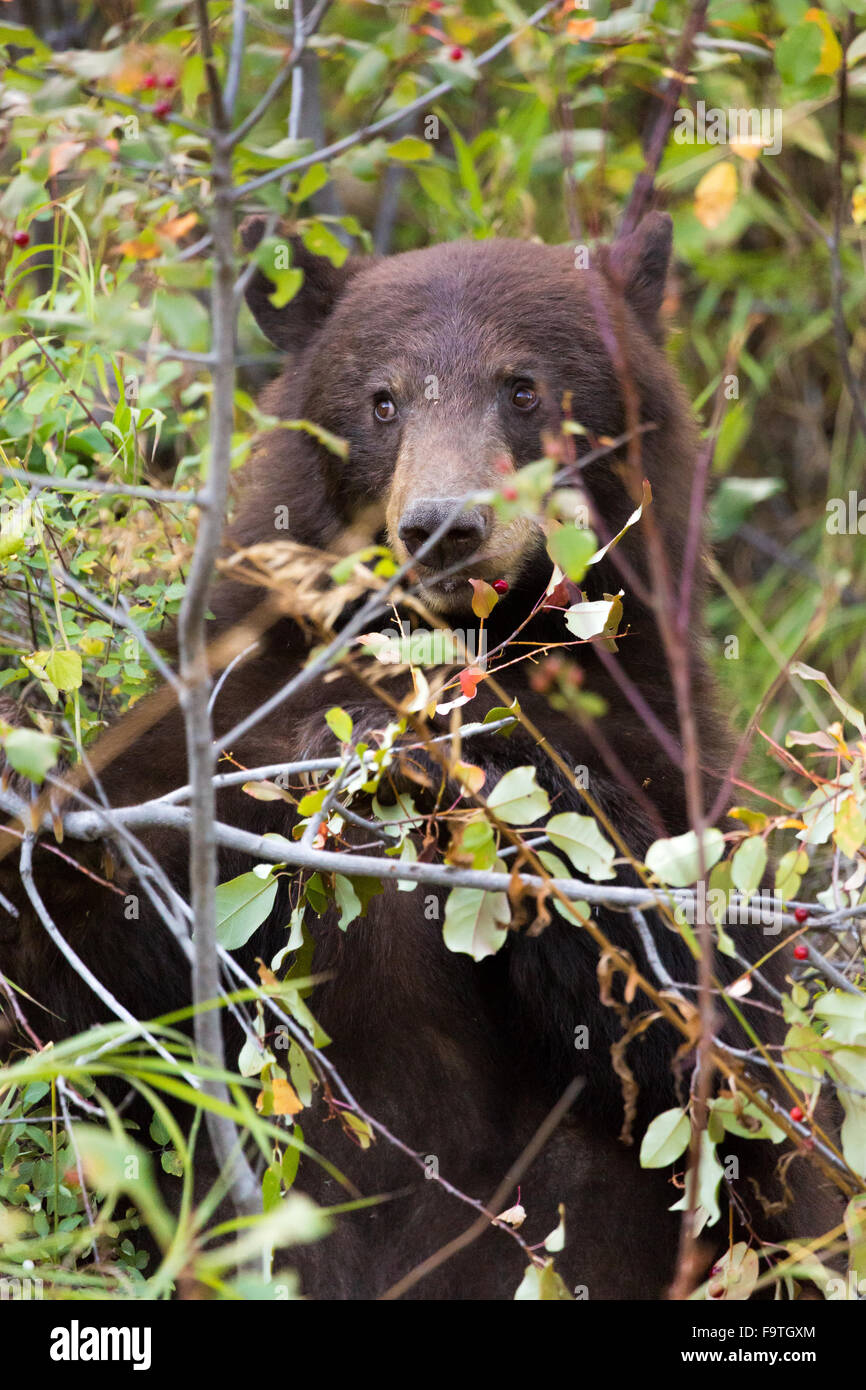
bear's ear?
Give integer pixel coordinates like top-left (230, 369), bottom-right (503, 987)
top-left (240, 215), bottom-right (365, 353)
top-left (604, 211), bottom-right (673, 336)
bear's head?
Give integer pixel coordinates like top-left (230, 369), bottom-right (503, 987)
top-left (239, 214), bottom-right (696, 618)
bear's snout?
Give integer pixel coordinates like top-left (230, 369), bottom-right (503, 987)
top-left (397, 498), bottom-right (493, 571)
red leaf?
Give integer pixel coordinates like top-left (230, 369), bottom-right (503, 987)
top-left (459, 667), bottom-right (484, 699)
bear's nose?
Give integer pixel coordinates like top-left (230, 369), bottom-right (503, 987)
top-left (398, 499), bottom-right (492, 570)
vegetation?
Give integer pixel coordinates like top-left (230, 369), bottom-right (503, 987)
top-left (0, 0), bottom-right (865, 1302)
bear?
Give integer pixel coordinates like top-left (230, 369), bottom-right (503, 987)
top-left (0, 213), bottom-right (842, 1300)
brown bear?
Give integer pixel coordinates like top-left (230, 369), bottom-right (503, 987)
top-left (0, 214), bottom-right (841, 1299)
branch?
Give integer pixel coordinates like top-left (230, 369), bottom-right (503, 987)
top-left (173, 0), bottom-right (259, 1220)
top-left (40, 793), bottom-right (864, 937)
top-left (0, 467), bottom-right (205, 506)
top-left (619, 0), bottom-right (710, 237)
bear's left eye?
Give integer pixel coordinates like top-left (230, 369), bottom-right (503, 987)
top-left (510, 382), bottom-right (539, 412)
top-left (373, 393), bottom-right (397, 423)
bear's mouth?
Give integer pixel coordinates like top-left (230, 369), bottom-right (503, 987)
top-left (415, 561), bottom-right (506, 613)
top-left (410, 564), bottom-right (488, 613)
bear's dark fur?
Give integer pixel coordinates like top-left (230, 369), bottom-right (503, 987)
top-left (0, 215), bottom-right (841, 1299)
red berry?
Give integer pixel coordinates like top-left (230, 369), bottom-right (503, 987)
top-left (141, 74), bottom-right (157, 89)
top-left (492, 579), bottom-right (509, 595)
top-left (12, 230), bottom-right (29, 248)
top-left (502, 484), bottom-right (518, 501)
top-left (793, 907), bottom-right (809, 924)
top-left (428, 0), bottom-right (444, 9)
top-left (790, 1106), bottom-right (805, 1124)
top-left (153, 100), bottom-right (173, 120)
top-left (159, 74), bottom-right (176, 89)
top-left (449, 46), bottom-right (464, 60)
top-left (793, 943), bottom-right (808, 960)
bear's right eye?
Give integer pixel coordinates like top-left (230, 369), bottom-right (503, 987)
top-left (373, 394), bottom-right (397, 423)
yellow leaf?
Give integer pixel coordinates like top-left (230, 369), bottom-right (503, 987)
top-left (730, 140), bottom-right (762, 162)
top-left (454, 760), bottom-right (486, 795)
top-left (567, 18), bottom-right (596, 39)
top-left (728, 807), bottom-right (768, 832)
top-left (158, 212), bottom-right (198, 241)
top-left (853, 185), bottom-right (866, 227)
top-left (117, 234), bottom-right (160, 260)
top-left (835, 795), bottom-right (866, 859)
top-left (468, 577), bottom-right (499, 619)
top-left (804, 8), bottom-right (842, 76)
top-left (271, 1078), bottom-right (303, 1116)
top-left (694, 161), bottom-right (738, 230)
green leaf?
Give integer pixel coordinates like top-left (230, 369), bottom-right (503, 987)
top-left (482, 700), bottom-right (519, 732)
top-left (514, 1261), bottom-right (573, 1300)
top-left (546, 526), bottom-right (597, 582)
top-left (645, 829), bottom-right (725, 887)
top-left (0, 21), bottom-right (52, 57)
top-left (487, 766), bottom-right (550, 825)
top-left (2, 728), bottom-right (60, 784)
top-left (45, 650), bottom-right (82, 693)
top-left (215, 870), bottom-right (279, 949)
top-left (334, 874), bottom-right (362, 930)
top-left (789, 662), bottom-right (866, 738)
top-left (387, 136), bottom-right (433, 163)
top-left (730, 835), bottom-right (767, 899)
top-left (639, 1108), bottom-right (691, 1168)
top-left (775, 848), bottom-right (809, 901)
top-left (293, 163), bottom-right (329, 204)
top-left (0, 172), bottom-right (48, 219)
top-left (708, 1097), bottom-right (785, 1144)
top-left (707, 860), bottom-right (736, 957)
top-left (73, 1125), bottom-right (172, 1249)
top-left (708, 1243), bottom-right (760, 1301)
top-left (536, 851), bottom-right (590, 923)
top-left (282, 416), bottom-right (348, 458)
top-left (443, 874), bottom-right (511, 960)
top-left (155, 291), bottom-right (210, 354)
top-left (330, 544), bottom-right (394, 584)
top-left (775, 20), bottom-right (824, 84)
top-left (300, 221), bottom-right (348, 268)
top-left (345, 46), bottom-right (389, 98)
top-left (325, 707), bottom-right (353, 743)
top-left (22, 380), bottom-right (59, 416)
top-left (669, 1141), bottom-right (724, 1229)
top-left (546, 812), bottom-right (616, 881)
top-left (709, 477), bottom-right (785, 541)
top-left (269, 268), bottom-right (303, 310)
top-left (181, 52), bottom-right (207, 111)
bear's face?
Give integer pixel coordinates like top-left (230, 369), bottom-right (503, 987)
top-left (242, 215), bottom-right (677, 615)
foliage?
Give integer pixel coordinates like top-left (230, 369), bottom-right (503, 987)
top-left (0, 0), bottom-right (865, 1303)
